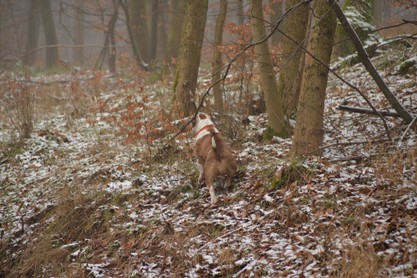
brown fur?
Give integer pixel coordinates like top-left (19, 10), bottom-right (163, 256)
top-left (194, 121), bottom-right (237, 204)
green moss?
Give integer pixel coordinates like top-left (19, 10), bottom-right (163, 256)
top-left (262, 126), bottom-right (288, 142)
top-left (341, 215), bottom-right (356, 226)
top-left (269, 157), bottom-right (312, 189)
top-left (334, 0), bottom-right (378, 57)
top-left (398, 58), bottom-right (417, 75)
top-left (1, 141), bottom-right (25, 160)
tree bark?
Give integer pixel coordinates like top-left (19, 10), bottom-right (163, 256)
top-left (172, 0), bottom-right (208, 117)
top-left (95, 1), bottom-right (119, 72)
top-left (250, 0), bottom-right (287, 137)
top-left (168, 0), bottom-right (185, 64)
top-left (25, 0), bottom-right (41, 66)
top-left (127, 0), bottom-right (150, 65)
top-left (150, 0), bottom-right (159, 64)
top-left (277, 0), bottom-right (310, 123)
top-left (40, 0), bottom-right (59, 68)
top-left (292, 0), bottom-right (337, 156)
top-left (269, 0), bottom-right (284, 44)
top-left (212, 0), bottom-right (227, 114)
top-left (108, 0), bottom-right (119, 73)
top-left (158, 0), bottom-right (169, 65)
top-left (73, 0), bottom-right (84, 67)
top-left (330, 0), bottom-right (413, 124)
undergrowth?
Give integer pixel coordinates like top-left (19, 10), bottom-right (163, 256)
top-left (269, 158), bottom-right (316, 190)
top-left (7, 187), bottom-right (110, 277)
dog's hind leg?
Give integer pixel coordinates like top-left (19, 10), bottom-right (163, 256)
top-left (197, 163), bottom-right (204, 183)
top-left (208, 184), bottom-right (217, 204)
top-left (224, 175), bottom-right (233, 189)
top-left (205, 176), bottom-right (217, 204)
top-left (197, 157), bottom-right (205, 183)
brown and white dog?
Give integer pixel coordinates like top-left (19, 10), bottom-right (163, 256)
top-left (192, 113), bottom-right (237, 204)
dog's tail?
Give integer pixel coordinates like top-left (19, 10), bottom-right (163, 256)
top-left (208, 128), bottom-right (224, 159)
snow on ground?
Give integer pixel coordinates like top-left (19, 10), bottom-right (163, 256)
top-left (1, 48), bottom-right (417, 277)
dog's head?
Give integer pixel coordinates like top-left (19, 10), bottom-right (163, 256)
top-left (192, 113), bottom-right (214, 134)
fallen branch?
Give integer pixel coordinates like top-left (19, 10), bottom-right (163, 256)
top-left (329, 0), bottom-right (413, 124)
top-left (320, 137), bottom-right (391, 149)
top-left (337, 105), bottom-right (401, 117)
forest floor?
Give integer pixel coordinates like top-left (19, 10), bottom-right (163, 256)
top-left (1, 45), bottom-right (417, 277)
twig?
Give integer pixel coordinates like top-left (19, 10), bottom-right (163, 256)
top-left (374, 18), bottom-right (417, 33)
top-left (399, 114), bottom-right (417, 142)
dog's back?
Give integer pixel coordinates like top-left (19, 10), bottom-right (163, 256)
top-left (195, 130), bottom-right (236, 180)
top-left (193, 113), bottom-right (237, 204)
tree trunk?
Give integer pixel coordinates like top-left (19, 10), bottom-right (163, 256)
top-left (292, 0), bottom-right (337, 157)
top-left (96, 1), bottom-right (119, 72)
top-left (73, 0), bottom-right (84, 67)
top-left (172, 0), bottom-right (208, 117)
top-left (269, 0), bottom-right (284, 44)
top-left (158, 0), bottom-right (169, 65)
top-left (25, 0), bottom-right (41, 65)
top-left (235, 0), bottom-right (244, 26)
top-left (150, 0), bottom-right (159, 64)
top-left (212, 0), bottom-right (227, 114)
top-left (277, 0), bottom-right (309, 124)
top-left (168, 0), bottom-right (185, 64)
top-left (128, 0), bottom-right (150, 66)
top-left (108, 0), bottom-right (119, 73)
top-left (250, 0), bottom-right (287, 137)
top-left (25, 0), bottom-right (41, 66)
top-left (40, 0), bottom-right (59, 68)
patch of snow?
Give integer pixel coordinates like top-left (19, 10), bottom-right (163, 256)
top-left (106, 180), bottom-right (132, 192)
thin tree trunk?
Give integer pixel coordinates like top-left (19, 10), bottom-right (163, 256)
top-left (269, 0), bottom-right (283, 44)
top-left (25, 0), bottom-right (41, 65)
top-left (277, 0), bottom-right (309, 123)
top-left (236, 0), bottom-right (244, 26)
top-left (150, 0), bottom-right (159, 64)
top-left (73, 0), bottom-right (84, 67)
top-left (292, 0), bottom-right (337, 156)
top-left (168, 0), bottom-right (185, 64)
top-left (158, 0), bottom-right (169, 65)
top-left (329, 0), bottom-right (413, 124)
top-left (127, 0), bottom-right (150, 66)
top-left (108, 0), bottom-right (119, 73)
top-left (172, 0), bottom-right (208, 117)
top-left (251, 0), bottom-right (287, 137)
top-left (40, 0), bottom-right (59, 68)
top-left (212, 0), bottom-right (227, 114)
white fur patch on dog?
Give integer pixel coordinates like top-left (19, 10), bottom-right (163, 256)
top-left (194, 114), bottom-right (219, 142)
top-left (211, 137), bottom-right (216, 148)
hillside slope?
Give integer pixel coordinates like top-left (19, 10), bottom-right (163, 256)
top-left (1, 47), bottom-right (417, 277)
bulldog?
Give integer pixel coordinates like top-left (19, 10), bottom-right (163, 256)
top-left (192, 113), bottom-right (237, 204)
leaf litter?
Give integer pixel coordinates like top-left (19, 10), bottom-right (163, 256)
top-left (1, 48), bottom-right (417, 277)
